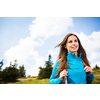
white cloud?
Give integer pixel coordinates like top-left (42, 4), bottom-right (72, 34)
top-left (89, 31), bottom-right (100, 51)
top-left (74, 31), bottom-right (100, 52)
top-left (74, 31), bottom-right (100, 68)
top-left (48, 50), bottom-right (57, 57)
top-left (4, 17), bottom-right (73, 76)
top-left (30, 17), bottom-right (73, 39)
top-left (4, 37), bottom-right (38, 63)
top-left (88, 51), bottom-right (100, 61)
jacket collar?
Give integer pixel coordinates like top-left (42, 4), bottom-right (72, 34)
top-left (67, 52), bottom-right (82, 58)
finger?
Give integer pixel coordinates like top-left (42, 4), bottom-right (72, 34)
top-left (63, 72), bottom-right (67, 77)
top-left (84, 66), bottom-right (88, 70)
top-left (66, 71), bottom-right (68, 73)
top-left (86, 68), bottom-right (91, 73)
top-left (62, 73), bottom-right (66, 76)
top-left (64, 73), bottom-right (67, 76)
top-left (62, 74), bottom-right (66, 77)
top-left (84, 68), bottom-right (89, 72)
top-left (65, 72), bottom-right (68, 76)
top-left (61, 70), bottom-right (68, 76)
top-left (84, 66), bottom-right (90, 71)
top-left (85, 70), bottom-right (87, 72)
top-left (84, 68), bottom-right (88, 71)
top-left (85, 69), bottom-right (89, 72)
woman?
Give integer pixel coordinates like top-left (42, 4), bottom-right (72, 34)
top-left (49, 33), bottom-right (94, 84)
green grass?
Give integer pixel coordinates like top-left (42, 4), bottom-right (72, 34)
top-left (7, 77), bottom-right (50, 84)
top-left (92, 68), bottom-right (100, 84)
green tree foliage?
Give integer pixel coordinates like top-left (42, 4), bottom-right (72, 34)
top-left (0, 60), bottom-right (26, 83)
top-left (95, 64), bottom-right (100, 69)
top-left (38, 54), bottom-right (53, 79)
top-left (93, 64), bottom-right (100, 69)
top-left (0, 59), bottom-right (4, 76)
top-left (1, 60), bottom-right (19, 82)
top-left (19, 65), bottom-right (26, 78)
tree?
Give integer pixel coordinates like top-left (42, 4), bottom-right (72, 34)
top-left (0, 59), bottom-right (4, 77)
top-left (1, 60), bottom-right (19, 83)
top-left (95, 64), bottom-right (99, 69)
top-left (19, 65), bottom-right (26, 78)
top-left (0, 59), bottom-right (4, 71)
top-left (45, 54), bottom-right (53, 67)
top-left (38, 54), bottom-right (53, 79)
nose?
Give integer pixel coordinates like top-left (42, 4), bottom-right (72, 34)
top-left (72, 41), bottom-right (76, 44)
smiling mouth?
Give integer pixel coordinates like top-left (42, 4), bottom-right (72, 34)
top-left (72, 46), bottom-right (77, 49)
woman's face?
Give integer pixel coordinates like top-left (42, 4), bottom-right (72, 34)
top-left (65, 35), bottom-right (79, 54)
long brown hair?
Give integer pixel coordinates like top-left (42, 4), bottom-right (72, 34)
top-left (55, 33), bottom-right (90, 75)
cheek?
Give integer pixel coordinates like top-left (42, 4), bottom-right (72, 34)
top-left (77, 43), bottom-right (79, 49)
top-left (66, 44), bottom-right (72, 49)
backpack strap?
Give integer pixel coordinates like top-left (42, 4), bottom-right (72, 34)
top-left (82, 60), bottom-right (88, 83)
top-left (82, 60), bottom-right (87, 66)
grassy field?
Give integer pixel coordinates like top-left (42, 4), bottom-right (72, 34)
top-left (92, 68), bottom-right (100, 84)
top-left (1, 68), bottom-right (100, 84)
top-left (7, 77), bottom-right (50, 84)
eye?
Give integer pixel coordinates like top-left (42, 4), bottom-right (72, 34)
top-left (75, 39), bottom-right (78, 42)
top-left (69, 40), bottom-right (72, 43)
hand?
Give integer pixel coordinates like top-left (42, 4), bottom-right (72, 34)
top-left (84, 66), bottom-right (93, 74)
top-left (60, 70), bottom-right (68, 80)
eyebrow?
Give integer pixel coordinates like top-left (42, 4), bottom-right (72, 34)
top-left (68, 39), bottom-right (78, 42)
top-left (68, 40), bottom-right (72, 42)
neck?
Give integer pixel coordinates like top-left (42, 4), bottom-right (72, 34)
top-left (74, 52), bottom-right (78, 58)
top-left (67, 52), bottom-right (78, 58)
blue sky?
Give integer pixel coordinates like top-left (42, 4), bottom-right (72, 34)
top-left (0, 17), bottom-right (100, 76)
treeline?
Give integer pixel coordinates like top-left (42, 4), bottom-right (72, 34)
top-left (0, 54), bottom-right (53, 83)
top-left (0, 54), bottom-right (99, 83)
top-left (93, 64), bottom-right (100, 69)
top-left (0, 60), bottom-right (26, 83)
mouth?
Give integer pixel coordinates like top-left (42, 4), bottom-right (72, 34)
top-left (72, 46), bottom-right (77, 49)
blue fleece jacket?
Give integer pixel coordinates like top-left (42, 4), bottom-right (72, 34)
top-left (49, 52), bottom-right (94, 84)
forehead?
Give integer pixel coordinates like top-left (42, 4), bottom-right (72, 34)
top-left (67, 35), bottom-right (78, 41)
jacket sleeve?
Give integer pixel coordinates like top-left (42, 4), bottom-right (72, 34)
top-left (87, 73), bottom-right (94, 84)
top-left (49, 60), bottom-right (63, 84)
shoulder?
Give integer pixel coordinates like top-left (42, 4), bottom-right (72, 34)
top-left (54, 58), bottom-right (63, 69)
top-left (54, 60), bottom-right (60, 69)
top-left (56, 60), bottom-right (60, 65)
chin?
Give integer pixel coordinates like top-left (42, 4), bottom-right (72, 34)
top-left (72, 49), bottom-right (78, 52)
top-left (72, 50), bottom-right (78, 53)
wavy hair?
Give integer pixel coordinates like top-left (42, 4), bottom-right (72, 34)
top-left (55, 33), bottom-right (90, 76)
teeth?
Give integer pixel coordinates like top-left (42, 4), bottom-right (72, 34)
top-left (72, 47), bottom-right (76, 48)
